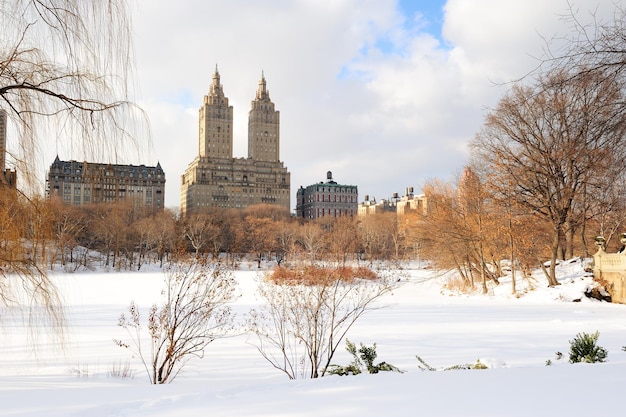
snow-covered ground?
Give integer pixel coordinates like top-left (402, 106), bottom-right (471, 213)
top-left (2, 260), bottom-right (626, 417)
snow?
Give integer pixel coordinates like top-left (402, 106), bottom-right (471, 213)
top-left (2, 260), bottom-right (626, 417)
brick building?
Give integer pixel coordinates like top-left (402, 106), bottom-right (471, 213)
top-left (295, 171), bottom-right (358, 219)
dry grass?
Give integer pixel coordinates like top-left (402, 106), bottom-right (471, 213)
top-left (268, 265), bottom-right (378, 285)
top-left (442, 275), bottom-right (475, 294)
top-left (107, 361), bottom-right (135, 379)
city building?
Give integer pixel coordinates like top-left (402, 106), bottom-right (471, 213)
top-left (358, 187), bottom-right (428, 217)
top-left (180, 67), bottom-right (291, 215)
top-left (395, 187), bottom-right (428, 216)
top-left (357, 196), bottom-right (395, 216)
top-left (0, 108), bottom-right (17, 188)
top-left (47, 156), bottom-right (165, 210)
top-left (295, 171), bottom-right (358, 219)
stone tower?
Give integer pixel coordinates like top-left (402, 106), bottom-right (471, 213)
top-left (198, 66), bottom-right (234, 159)
top-left (248, 72), bottom-right (280, 162)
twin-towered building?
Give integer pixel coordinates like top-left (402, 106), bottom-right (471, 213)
top-left (179, 67), bottom-right (291, 215)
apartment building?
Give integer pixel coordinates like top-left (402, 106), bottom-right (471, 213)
top-left (48, 157), bottom-right (165, 211)
top-left (295, 171), bottom-right (358, 219)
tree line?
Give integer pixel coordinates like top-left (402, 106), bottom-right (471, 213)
top-left (0, 191), bottom-right (427, 271)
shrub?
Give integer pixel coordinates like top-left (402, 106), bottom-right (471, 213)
top-left (249, 269), bottom-right (400, 379)
top-left (114, 261), bottom-right (237, 384)
top-left (568, 331), bottom-right (608, 363)
top-left (327, 340), bottom-right (403, 376)
top-left (108, 361), bottom-right (135, 379)
top-left (268, 265), bottom-right (377, 285)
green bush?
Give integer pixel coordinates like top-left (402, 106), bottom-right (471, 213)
top-left (327, 340), bottom-right (403, 376)
top-left (569, 331), bottom-right (608, 363)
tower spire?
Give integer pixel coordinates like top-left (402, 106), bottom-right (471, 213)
top-left (256, 70), bottom-right (269, 101)
top-left (209, 64), bottom-right (223, 98)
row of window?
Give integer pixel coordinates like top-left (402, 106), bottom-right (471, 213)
top-left (62, 186), bottom-right (161, 195)
top-left (298, 208), bottom-right (356, 219)
top-left (63, 194), bottom-right (156, 205)
top-left (313, 187), bottom-right (356, 193)
top-left (307, 194), bottom-right (356, 203)
top-left (55, 170), bottom-right (160, 178)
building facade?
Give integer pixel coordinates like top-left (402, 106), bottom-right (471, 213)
top-left (358, 187), bottom-right (428, 217)
top-left (295, 171), bottom-right (358, 219)
top-left (180, 67), bottom-right (290, 215)
top-left (357, 196), bottom-right (395, 216)
top-left (47, 157), bottom-right (165, 210)
top-left (395, 187), bottom-right (428, 216)
top-left (0, 109), bottom-right (17, 187)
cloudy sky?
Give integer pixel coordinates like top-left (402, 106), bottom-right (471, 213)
top-left (124, 0), bottom-right (618, 210)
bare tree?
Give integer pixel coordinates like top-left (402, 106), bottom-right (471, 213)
top-left (297, 222), bottom-right (324, 263)
top-left (115, 261), bottom-right (238, 384)
top-left (148, 209), bottom-right (177, 267)
top-left (132, 216), bottom-right (154, 270)
top-left (184, 213), bottom-right (221, 258)
top-left (323, 216), bottom-right (359, 266)
top-left (544, 3), bottom-right (626, 90)
top-left (359, 214), bottom-right (388, 262)
top-left (1, 0), bottom-right (142, 332)
top-left (471, 68), bottom-right (626, 286)
top-left (236, 215), bottom-right (277, 268)
top-left (248, 266), bottom-right (399, 379)
top-left (274, 220), bottom-right (298, 266)
top-left (1, 0), bottom-right (144, 183)
top-left (50, 201), bottom-right (85, 267)
top-left (0, 191), bottom-right (63, 335)
top-left (417, 177), bottom-right (503, 292)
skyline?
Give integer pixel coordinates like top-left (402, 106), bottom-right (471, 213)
top-left (33, 0), bottom-right (623, 210)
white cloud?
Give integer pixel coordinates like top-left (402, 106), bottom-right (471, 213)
top-left (124, 0), bottom-right (622, 210)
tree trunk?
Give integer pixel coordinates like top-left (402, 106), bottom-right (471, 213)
top-left (479, 243), bottom-right (488, 294)
top-left (547, 232), bottom-right (561, 287)
top-left (510, 227), bottom-right (516, 295)
top-left (564, 221), bottom-right (575, 260)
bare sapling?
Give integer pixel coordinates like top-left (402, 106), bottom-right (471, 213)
top-left (248, 265), bottom-right (401, 379)
top-left (115, 260), bottom-right (238, 384)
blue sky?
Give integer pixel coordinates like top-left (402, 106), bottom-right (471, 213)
top-left (365, 0), bottom-right (448, 60)
top-left (397, 0), bottom-right (446, 37)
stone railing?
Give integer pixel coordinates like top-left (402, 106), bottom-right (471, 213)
top-left (592, 237), bottom-right (626, 304)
